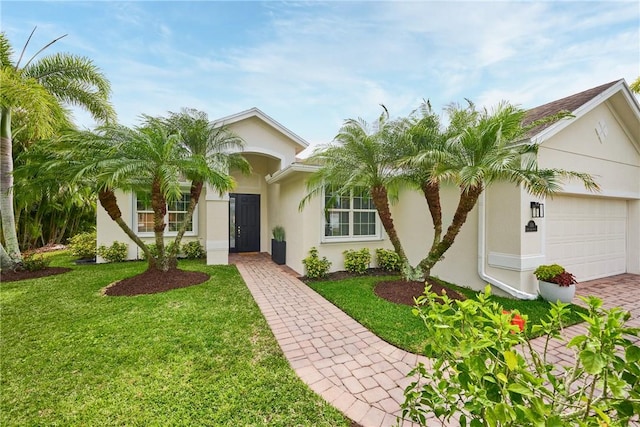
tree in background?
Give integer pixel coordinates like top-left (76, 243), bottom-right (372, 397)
top-left (0, 29), bottom-right (114, 269)
top-left (13, 142), bottom-right (97, 249)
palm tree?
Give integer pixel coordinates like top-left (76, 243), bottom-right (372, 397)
top-left (302, 107), bottom-right (413, 273)
top-left (400, 101), bottom-right (447, 263)
top-left (54, 111), bottom-right (245, 272)
top-left (14, 143), bottom-right (97, 249)
top-left (631, 77), bottom-right (640, 94)
top-left (414, 102), bottom-right (599, 277)
top-left (152, 108), bottom-right (250, 257)
top-left (0, 29), bottom-right (114, 269)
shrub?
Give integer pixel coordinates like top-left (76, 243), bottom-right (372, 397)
top-left (68, 231), bottom-right (97, 259)
top-left (302, 247), bottom-right (331, 279)
top-left (533, 263), bottom-right (564, 281)
top-left (21, 253), bottom-right (51, 271)
top-left (182, 241), bottom-right (206, 259)
top-left (534, 264), bottom-right (576, 286)
top-left (375, 248), bottom-right (401, 272)
top-left (139, 242), bottom-right (180, 260)
top-left (343, 248), bottom-right (370, 274)
top-left (97, 241), bottom-right (128, 263)
top-left (401, 286), bottom-right (640, 427)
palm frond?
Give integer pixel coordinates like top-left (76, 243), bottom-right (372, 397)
top-left (0, 32), bottom-right (14, 68)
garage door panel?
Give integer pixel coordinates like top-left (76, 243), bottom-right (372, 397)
top-left (546, 196), bottom-right (626, 281)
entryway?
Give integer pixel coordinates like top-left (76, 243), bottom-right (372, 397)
top-left (229, 194), bottom-right (260, 253)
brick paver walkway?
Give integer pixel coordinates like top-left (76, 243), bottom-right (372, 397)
top-left (232, 253), bottom-right (640, 427)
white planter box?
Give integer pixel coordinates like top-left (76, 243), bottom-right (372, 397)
top-left (538, 280), bottom-right (576, 303)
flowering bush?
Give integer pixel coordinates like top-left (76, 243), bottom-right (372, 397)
top-left (401, 286), bottom-right (640, 426)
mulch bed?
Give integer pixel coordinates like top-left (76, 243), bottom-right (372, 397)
top-left (374, 277), bottom-right (466, 306)
top-left (104, 268), bottom-right (210, 296)
top-left (1, 267), bottom-right (72, 283)
top-left (302, 268), bottom-right (467, 306)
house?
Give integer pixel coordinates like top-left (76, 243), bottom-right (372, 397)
top-left (96, 79), bottom-right (640, 298)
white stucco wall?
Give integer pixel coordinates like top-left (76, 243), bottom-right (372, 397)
top-left (537, 103), bottom-right (640, 198)
top-left (96, 189), bottom-right (206, 262)
top-left (228, 117), bottom-right (301, 168)
top-left (539, 101), bottom-right (640, 273)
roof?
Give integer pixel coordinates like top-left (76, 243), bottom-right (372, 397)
top-left (264, 162), bottom-right (319, 184)
top-left (214, 107), bottom-right (309, 150)
top-left (523, 79), bottom-right (624, 138)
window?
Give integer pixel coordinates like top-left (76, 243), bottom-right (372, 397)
top-left (323, 186), bottom-right (379, 241)
top-left (134, 190), bottom-right (196, 235)
top-left (136, 192), bottom-right (154, 233)
top-left (167, 193), bottom-right (192, 232)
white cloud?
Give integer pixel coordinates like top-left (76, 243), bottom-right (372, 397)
top-left (2, 0), bottom-right (637, 144)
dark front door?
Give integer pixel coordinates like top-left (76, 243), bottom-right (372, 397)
top-left (229, 194), bottom-right (260, 253)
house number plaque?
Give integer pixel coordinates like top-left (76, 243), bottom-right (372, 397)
top-left (525, 220), bottom-right (538, 232)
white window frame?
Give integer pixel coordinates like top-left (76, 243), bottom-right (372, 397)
top-left (132, 189), bottom-right (198, 237)
top-left (320, 186), bottom-right (381, 243)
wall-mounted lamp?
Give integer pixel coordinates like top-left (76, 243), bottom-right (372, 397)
top-left (530, 202), bottom-right (544, 218)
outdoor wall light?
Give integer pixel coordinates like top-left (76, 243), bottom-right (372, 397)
top-left (530, 202), bottom-right (544, 218)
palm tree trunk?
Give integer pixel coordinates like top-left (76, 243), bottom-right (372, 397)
top-left (421, 181), bottom-right (443, 250)
top-left (370, 184), bottom-right (409, 271)
top-left (151, 179), bottom-right (170, 271)
top-left (98, 189), bottom-right (154, 268)
top-left (170, 181), bottom-right (202, 258)
top-left (419, 185), bottom-right (483, 276)
top-left (0, 107), bottom-right (21, 266)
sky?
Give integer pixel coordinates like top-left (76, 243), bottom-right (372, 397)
top-left (2, 0), bottom-right (639, 151)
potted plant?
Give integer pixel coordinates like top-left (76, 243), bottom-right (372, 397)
top-left (533, 263), bottom-right (577, 303)
top-left (271, 225), bottom-right (286, 265)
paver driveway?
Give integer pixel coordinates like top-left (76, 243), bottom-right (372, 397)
top-left (232, 253), bottom-right (640, 427)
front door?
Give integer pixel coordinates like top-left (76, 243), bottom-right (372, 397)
top-left (229, 194), bottom-right (260, 252)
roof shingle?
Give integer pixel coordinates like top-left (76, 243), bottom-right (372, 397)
top-left (523, 79), bottom-right (623, 137)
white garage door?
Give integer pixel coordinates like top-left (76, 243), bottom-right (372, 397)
top-left (545, 196), bottom-right (627, 281)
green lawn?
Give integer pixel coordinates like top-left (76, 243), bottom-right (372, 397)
top-left (307, 274), bottom-right (587, 355)
top-left (1, 252), bottom-right (349, 426)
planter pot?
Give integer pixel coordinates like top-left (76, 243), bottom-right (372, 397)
top-left (271, 240), bottom-right (286, 265)
top-left (538, 280), bottom-right (576, 303)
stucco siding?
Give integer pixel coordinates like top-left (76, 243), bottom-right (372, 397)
top-left (96, 189), bottom-right (135, 261)
top-left (228, 117), bottom-right (300, 167)
top-left (389, 190), bottom-right (430, 268)
top-left (389, 185), bottom-right (486, 291)
top-left (269, 179), bottom-right (312, 275)
top-left (538, 104), bottom-right (640, 198)
top-left (96, 189), bottom-right (206, 263)
top-left (535, 101), bottom-right (640, 279)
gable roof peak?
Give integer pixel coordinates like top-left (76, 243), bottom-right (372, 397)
top-left (214, 107), bottom-right (309, 149)
top-left (524, 79), bottom-right (627, 137)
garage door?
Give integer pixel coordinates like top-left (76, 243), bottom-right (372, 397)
top-left (545, 196), bottom-right (627, 281)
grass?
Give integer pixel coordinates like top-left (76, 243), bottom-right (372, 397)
top-left (1, 252), bottom-right (350, 426)
top-left (307, 274), bottom-right (588, 355)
